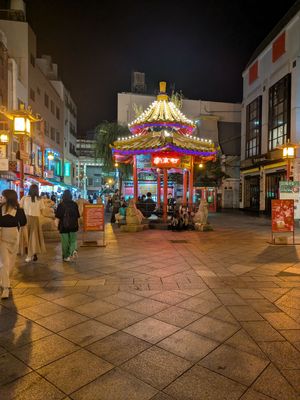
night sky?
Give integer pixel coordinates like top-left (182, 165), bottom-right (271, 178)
top-left (26, 0), bottom-right (297, 134)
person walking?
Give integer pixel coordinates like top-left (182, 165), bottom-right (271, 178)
top-left (0, 190), bottom-right (27, 299)
top-left (55, 190), bottom-right (80, 262)
top-left (20, 184), bottom-right (46, 262)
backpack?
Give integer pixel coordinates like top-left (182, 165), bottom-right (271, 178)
top-left (62, 207), bottom-right (74, 230)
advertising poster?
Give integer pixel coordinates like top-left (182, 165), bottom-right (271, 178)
top-left (136, 154), bottom-right (151, 169)
top-left (83, 204), bottom-right (104, 232)
top-left (271, 199), bottom-right (294, 233)
top-left (279, 181), bottom-right (300, 219)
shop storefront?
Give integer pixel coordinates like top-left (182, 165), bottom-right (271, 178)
top-left (243, 174), bottom-right (260, 211)
top-left (265, 170), bottom-right (286, 215)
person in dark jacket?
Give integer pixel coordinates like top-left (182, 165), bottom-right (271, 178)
top-left (0, 189), bottom-right (27, 299)
top-left (55, 190), bottom-right (80, 262)
top-left (143, 192), bottom-right (156, 218)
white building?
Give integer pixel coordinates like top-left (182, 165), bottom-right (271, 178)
top-left (240, 2), bottom-right (300, 214)
top-left (118, 92), bottom-right (241, 208)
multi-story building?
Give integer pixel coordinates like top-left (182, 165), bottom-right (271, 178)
top-left (0, 0), bottom-right (78, 195)
top-left (240, 1), bottom-right (300, 214)
top-left (37, 55), bottom-right (78, 188)
top-left (118, 92), bottom-right (241, 208)
top-left (76, 131), bottom-right (103, 198)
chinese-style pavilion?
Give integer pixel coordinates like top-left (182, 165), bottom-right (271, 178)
top-left (111, 82), bottom-right (216, 222)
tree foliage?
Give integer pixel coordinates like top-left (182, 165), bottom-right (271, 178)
top-left (194, 153), bottom-right (228, 187)
top-left (170, 90), bottom-right (184, 109)
top-left (94, 121), bottom-right (133, 182)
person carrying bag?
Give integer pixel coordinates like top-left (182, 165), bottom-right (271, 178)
top-left (0, 190), bottom-right (27, 299)
top-left (55, 190), bottom-right (80, 262)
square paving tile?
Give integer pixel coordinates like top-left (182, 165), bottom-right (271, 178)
top-left (177, 297), bottom-right (219, 314)
top-left (150, 291), bottom-right (190, 305)
top-left (225, 330), bottom-right (268, 359)
top-left (246, 299), bottom-right (280, 313)
top-left (151, 393), bottom-right (175, 400)
top-left (123, 317), bottom-right (179, 344)
top-left (73, 299), bottom-right (119, 317)
top-left (0, 352), bottom-right (32, 385)
top-left (241, 321), bottom-right (285, 342)
top-left (207, 305), bottom-right (239, 325)
top-left (126, 298), bottom-right (169, 316)
top-left (87, 331), bottom-right (151, 365)
top-left (216, 293), bottom-right (247, 306)
top-left (12, 334), bottom-right (78, 369)
top-left (121, 346), bottom-right (191, 390)
top-left (0, 321), bottom-right (52, 350)
top-left (262, 312), bottom-right (300, 330)
top-left (199, 344), bottom-right (268, 385)
top-left (281, 369), bottom-right (300, 393)
top-left (95, 308), bottom-right (146, 329)
top-left (59, 320), bottom-right (116, 346)
top-left (0, 371), bottom-right (65, 400)
top-left (0, 312), bottom-right (29, 332)
top-left (154, 305), bottom-right (201, 328)
top-left (279, 329), bottom-right (300, 342)
top-left (35, 310), bottom-right (89, 332)
top-left (103, 291), bottom-right (144, 306)
top-left (228, 306), bottom-right (263, 321)
top-left (70, 368), bottom-right (157, 400)
top-left (53, 293), bottom-right (94, 309)
top-left (17, 301), bottom-right (67, 320)
top-left (186, 316), bottom-right (239, 341)
top-left (3, 294), bottom-right (46, 310)
top-left (240, 389), bottom-right (276, 399)
top-left (259, 341), bottom-right (300, 369)
top-left (164, 364), bottom-right (246, 400)
top-left (158, 329), bottom-right (219, 363)
top-left (252, 364), bottom-right (299, 400)
top-left (38, 349), bottom-right (113, 394)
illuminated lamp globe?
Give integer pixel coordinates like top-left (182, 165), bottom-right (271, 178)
top-left (0, 133), bottom-right (9, 143)
top-left (48, 152), bottom-right (54, 161)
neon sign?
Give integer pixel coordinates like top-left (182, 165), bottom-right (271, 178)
top-left (151, 153), bottom-right (181, 168)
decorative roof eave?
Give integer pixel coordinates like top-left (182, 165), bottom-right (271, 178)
top-left (112, 144), bottom-right (216, 157)
top-left (128, 82), bottom-right (196, 134)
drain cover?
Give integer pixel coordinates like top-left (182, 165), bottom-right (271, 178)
top-left (170, 240), bottom-right (188, 243)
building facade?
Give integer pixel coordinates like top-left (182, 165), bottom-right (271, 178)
top-left (0, 0), bottom-right (78, 195)
top-left (240, 2), bottom-right (300, 214)
top-left (76, 131), bottom-right (103, 198)
top-left (118, 92), bottom-right (241, 208)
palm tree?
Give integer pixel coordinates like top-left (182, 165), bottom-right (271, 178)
top-left (94, 121), bottom-right (132, 194)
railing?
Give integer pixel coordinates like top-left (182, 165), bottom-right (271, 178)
top-left (0, 9), bottom-right (25, 21)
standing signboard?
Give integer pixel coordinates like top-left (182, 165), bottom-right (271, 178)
top-left (82, 204), bottom-right (105, 246)
top-left (279, 181), bottom-right (300, 219)
top-left (271, 199), bottom-right (294, 244)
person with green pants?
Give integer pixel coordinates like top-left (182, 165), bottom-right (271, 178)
top-left (55, 190), bottom-right (80, 262)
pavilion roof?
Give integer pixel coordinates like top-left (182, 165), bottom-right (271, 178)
top-left (112, 131), bottom-right (216, 157)
top-left (128, 82), bottom-right (196, 134)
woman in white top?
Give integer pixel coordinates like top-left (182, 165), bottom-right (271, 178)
top-left (20, 184), bottom-right (46, 262)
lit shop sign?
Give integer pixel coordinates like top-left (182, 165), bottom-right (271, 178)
top-left (151, 153), bottom-right (180, 168)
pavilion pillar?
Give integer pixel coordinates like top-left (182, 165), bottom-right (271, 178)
top-left (157, 169), bottom-right (161, 208)
top-left (133, 155), bottom-right (138, 202)
top-left (183, 169), bottom-right (188, 206)
top-left (163, 168), bottom-right (168, 223)
top-left (188, 157), bottom-right (194, 210)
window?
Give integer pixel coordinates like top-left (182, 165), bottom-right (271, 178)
top-left (30, 88), bottom-right (35, 101)
top-left (56, 106), bottom-right (60, 120)
top-left (56, 131), bottom-right (60, 144)
top-left (44, 121), bottom-right (49, 136)
top-left (44, 93), bottom-right (49, 108)
top-left (268, 74), bottom-right (291, 151)
top-left (246, 96), bottom-right (262, 158)
top-left (50, 100), bottom-right (54, 114)
top-left (50, 127), bottom-right (55, 141)
top-left (30, 53), bottom-right (35, 67)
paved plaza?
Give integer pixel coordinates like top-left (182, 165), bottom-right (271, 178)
top-left (0, 213), bottom-right (300, 400)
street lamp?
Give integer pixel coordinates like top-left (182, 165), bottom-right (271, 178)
top-left (280, 141), bottom-right (298, 181)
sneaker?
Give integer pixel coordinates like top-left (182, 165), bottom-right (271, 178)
top-left (1, 288), bottom-right (9, 299)
top-left (71, 250), bottom-right (78, 259)
top-left (33, 254), bottom-right (38, 262)
top-left (63, 257), bottom-right (71, 262)
top-left (25, 257), bottom-right (32, 263)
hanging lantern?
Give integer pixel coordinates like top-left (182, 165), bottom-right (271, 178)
top-left (48, 152), bottom-right (54, 161)
top-left (13, 117), bottom-right (31, 136)
top-left (0, 132), bottom-right (9, 143)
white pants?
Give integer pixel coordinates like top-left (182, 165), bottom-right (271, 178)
top-left (0, 240), bottom-right (18, 289)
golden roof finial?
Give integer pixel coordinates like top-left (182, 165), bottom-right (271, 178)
top-left (157, 81), bottom-right (168, 101)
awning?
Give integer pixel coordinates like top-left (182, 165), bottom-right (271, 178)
top-left (28, 176), bottom-right (54, 186)
top-left (48, 178), bottom-right (68, 188)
